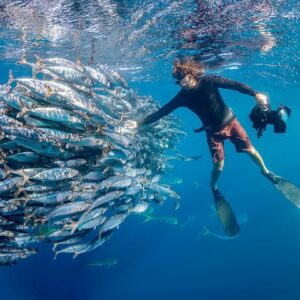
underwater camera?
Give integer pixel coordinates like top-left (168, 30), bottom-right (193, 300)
top-left (249, 104), bottom-right (291, 138)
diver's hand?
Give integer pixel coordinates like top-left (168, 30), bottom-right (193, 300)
top-left (255, 93), bottom-right (269, 108)
top-left (124, 120), bottom-right (138, 130)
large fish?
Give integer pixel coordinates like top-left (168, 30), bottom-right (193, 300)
top-left (24, 107), bottom-right (88, 129)
top-left (38, 65), bottom-right (93, 87)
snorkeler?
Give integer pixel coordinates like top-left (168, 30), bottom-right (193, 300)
top-left (125, 59), bottom-right (300, 237)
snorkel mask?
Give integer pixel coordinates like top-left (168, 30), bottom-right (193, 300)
top-left (172, 60), bottom-right (205, 85)
top-left (172, 68), bottom-right (185, 85)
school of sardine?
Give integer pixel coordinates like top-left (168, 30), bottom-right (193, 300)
top-left (0, 57), bottom-right (186, 266)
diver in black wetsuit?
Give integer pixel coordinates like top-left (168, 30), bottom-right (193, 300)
top-left (125, 59), bottom-right (299, 236)
top-left (129, 60), bottom-right (273, 185)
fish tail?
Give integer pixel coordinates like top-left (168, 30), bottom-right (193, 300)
top-left (70, 222), bottom-right (79, 235)
top-left (76, 57), bottom-right (82, 66)
top-left (89, 89), bottom-right (95, 97)
top-left (32, 67), bottom-right (37, 79)
top-left (0, 149), bottom-right (6, 159)
top-left (203, 226), bottom-right (210, 236)
top-left (15, 98), bottom-right (28, 119)
top-left (73, 110), bottom-right (90, 122)
top-left (23, 213), bottom-right (33, 226)
top-left (16, 106), bottom-right (28, 118)
top-left (8, 69), bottom-right (14, 85)
top-left (21, 174), bottom-right (30, 186)
top-left (73, 251), bottom-right (80, 259)
top-left (44, 84), bottom-right (53, 97)
top-left (0, 129), bottom-right (4, 140)
top-left (95, 123), bottom-right (104, 133)
top-left (14, 187), bottom-right (23, 197)
top-left (21, 191), bottom-right (30, 206)
top-left (34, 54), bottom-right (43, 66)
top-left (143, 215), bottom-right (152, 223)
top-left (52, 243), bottom-right (58, 251)
top-left (174, 198), bottom-right (180, 211)
top-left (53, 251), bottom-right (59, 260)
top-left (3, 163), bottom-right (10, 174)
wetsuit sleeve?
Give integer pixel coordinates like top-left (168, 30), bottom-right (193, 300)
top-left (209, 75), bottom-right (257, 96)
top-left (138, 90), bottom-right (185, 127)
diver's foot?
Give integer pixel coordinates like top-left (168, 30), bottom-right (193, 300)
top-left (211, 187), bottom-right (223, 202)
top-left (261, 171), bottom-right (281, 184)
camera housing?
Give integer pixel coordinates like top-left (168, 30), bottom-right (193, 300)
top-left (249, 104), bottom-right (291, 138)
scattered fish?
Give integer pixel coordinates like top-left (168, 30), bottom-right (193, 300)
top-left (144, 215), bottom-right (178, 225)
top-left (202, 213), bottom-right (248, 240)
top-left (87, 257), bottom-right (118, 268)
top-left (180, 215), bottom-right (196, 228)
top-left (202, 226), bottom-right (237, 240)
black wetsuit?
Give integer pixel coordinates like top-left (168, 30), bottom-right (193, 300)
top-left (139, 75), bottom-right (257, 131)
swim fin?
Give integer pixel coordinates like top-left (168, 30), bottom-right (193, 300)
top-left (212, 189), bottom-right (240, 237)
top-left (262, 172), bottom-right (300, 208)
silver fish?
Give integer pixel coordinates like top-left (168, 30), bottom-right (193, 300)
top-left (9, 136), bottom-right (69, 158)
top-left (99, 213), bottom-right (127, 237)
top-left (30, 168), bottom-right (79, 181)
top-left (0, 177), bottom-right (26, 194)
top-left (97, 64), bottom-right (129, 89)
top-left (129, 202), bottom-right (149, 214)
top-left (47, 201), bottom-right (91, 220)
top-left (81, 65), bottom-right (112, 88)
top-left (86, 190), bottom-right (124, 214)
top-left (54, 242), bottom-right (90, 259)
top-left (76, 215), bottom-right (107, 231)
top-left (53, 159), bottom-right (86, 168)
top-left (52, 232), bottom-right (89, 251)
top-left (25, 107), bottom-right (87, 129)
top-left (28, 191), bottom-right (78, 205)
top-left (7, 152), bottom-right (40, 163)
top-left (39, 66), bottom-right (93, 87)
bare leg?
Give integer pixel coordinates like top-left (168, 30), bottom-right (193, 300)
top-left (210, 160), bottom-right (224, 191)
top-left (245, 146), bottom-right (269, 174)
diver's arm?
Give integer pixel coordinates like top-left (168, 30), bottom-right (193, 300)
top-left (209, 75), bottom-right (257, 96)
top-left (209, 75), bottom-right (268, 107)
top-left (138, 92), bottom-right (184, 127)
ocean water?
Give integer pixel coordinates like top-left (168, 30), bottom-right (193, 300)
top-left (1, 1), bottom-right (300, 299)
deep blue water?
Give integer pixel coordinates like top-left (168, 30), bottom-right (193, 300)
top-left (1, 1), bottom-right (300, 299)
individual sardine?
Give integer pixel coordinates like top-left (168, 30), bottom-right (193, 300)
top-left (24, 107), bottom-right (88, 129)
top-left (86, 190), bottom-right (124, 214)
top-left (99, 213), bottom-right (127, 237)
top-left (47, 201), bottom-right (91, 220)
top-left (7, 152), bottom-right (40, 163)
top-left (29, 168), bottom-right (79, 181)
top-left (28, 191), bottom-right (78, 205)
top-left (38, 65), bottom-right (93, 87)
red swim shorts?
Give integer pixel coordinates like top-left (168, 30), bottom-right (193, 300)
top-left (206, 118), bottom-right (253, 164)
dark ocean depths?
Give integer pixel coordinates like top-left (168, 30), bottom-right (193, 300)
top-left (0, 1), bottom-right (300, 299)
